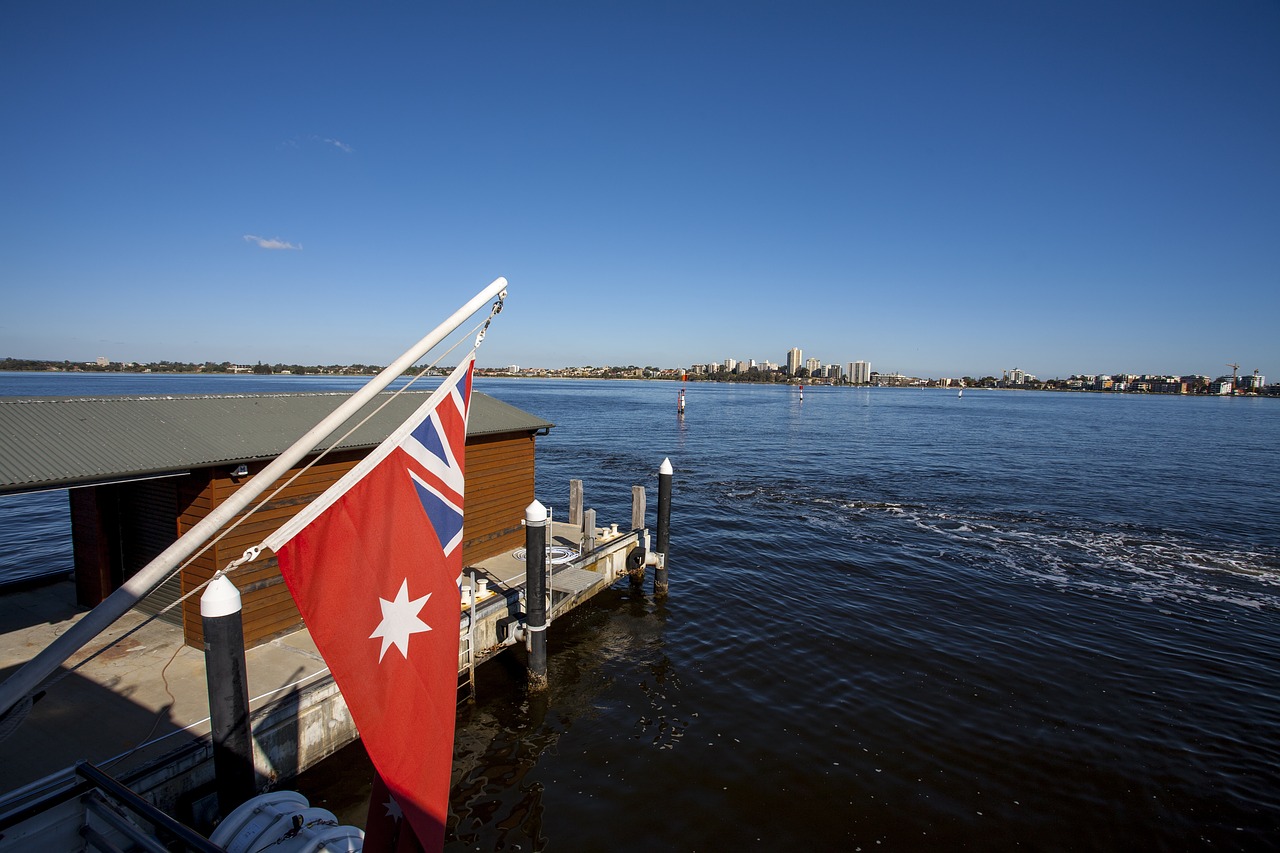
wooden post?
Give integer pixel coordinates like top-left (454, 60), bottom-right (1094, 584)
top-left (569, 479), bottom-right (583, 527)
top-left (200, 574), bottom-right (256, 817)
top-left (631, 486), bottom-right (646, 531)
top-left (524, 501), bottom-right (549, 691)
top-left (655, 458), bottom-right (672, 597)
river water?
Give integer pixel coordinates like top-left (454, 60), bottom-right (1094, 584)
top-left (2, 374), bottom-right (1278, 849)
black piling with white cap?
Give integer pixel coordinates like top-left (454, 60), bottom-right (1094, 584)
top-left (655, 457), bottom-right (673, 597)
top-left (200, 573), bottom-right (256, 816)
top-left (524, 500), bottom-right (549, 691)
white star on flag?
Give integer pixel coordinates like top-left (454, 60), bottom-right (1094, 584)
top-left (383, 796), bottom-right (403, 822)
top-left (370, 578), bottom-right (432, 662)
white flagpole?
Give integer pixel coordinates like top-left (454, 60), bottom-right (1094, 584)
top-left (0, 277), bottom-right (508, 720)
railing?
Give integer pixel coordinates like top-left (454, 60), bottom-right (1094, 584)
top-left (74, 762), bottom-right (224, 853)
top-left (0, 761), bottom-right (223, 853)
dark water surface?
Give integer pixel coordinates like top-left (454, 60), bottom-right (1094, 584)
top-left (2, 374), bottom-right (1278, 849)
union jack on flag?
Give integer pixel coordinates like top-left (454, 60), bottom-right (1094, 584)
top-left (402, 371), bottom-right (469, 557)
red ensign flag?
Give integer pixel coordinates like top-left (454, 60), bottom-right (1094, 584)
top-left (267, 355), bottom-right (474, 852)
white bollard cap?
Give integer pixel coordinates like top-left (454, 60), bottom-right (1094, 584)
top-left (525, 499), bottom-right (548, 525)
top-left (659, 457), bottom-right (673, 475)
top-left (201, 572), bottom-right (242, 618)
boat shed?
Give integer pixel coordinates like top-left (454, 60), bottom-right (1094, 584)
top-left (0, 390), bottom-right (554, 649)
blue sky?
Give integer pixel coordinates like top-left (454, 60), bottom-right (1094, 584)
top-left (2, 2), bottom-right (1276, 379)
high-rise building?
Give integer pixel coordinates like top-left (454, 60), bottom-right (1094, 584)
top-left (852, 361), bottom-right (872, 384)
top-left (786, 348), bottom-right (802, 375)
top-left (805, 357), bottom-right (821, 375)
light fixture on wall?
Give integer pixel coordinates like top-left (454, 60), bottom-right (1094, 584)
top-left (231, 464), bottom-right (249, 478)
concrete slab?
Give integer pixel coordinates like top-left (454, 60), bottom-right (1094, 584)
top-left (0, 580), bottom-right (330, 796)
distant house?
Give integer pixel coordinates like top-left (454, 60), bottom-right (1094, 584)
top-left (0, 391), bottom-right (553, 649)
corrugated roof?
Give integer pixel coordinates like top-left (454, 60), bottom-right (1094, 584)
top-left (0, 391), bottom-right (554, 494)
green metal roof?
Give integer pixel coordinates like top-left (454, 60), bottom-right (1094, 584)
top-left (0, 391), bottom-right (554, 495)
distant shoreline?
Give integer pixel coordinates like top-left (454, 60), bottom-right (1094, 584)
top-left (1, 369), bottom-right (1273, 399)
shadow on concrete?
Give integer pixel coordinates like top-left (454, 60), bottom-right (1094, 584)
top-left (0, 662), bottom-right (191, 795)
top-left (0, 579), bottom-right (86, 635)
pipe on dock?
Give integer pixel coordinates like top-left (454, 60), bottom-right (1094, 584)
top-left (655, 457), bottom-right (672, 597)
top-left (200, 573), bottom-right (256, 818)
top-left (524, 501), bottom-right (549, 692)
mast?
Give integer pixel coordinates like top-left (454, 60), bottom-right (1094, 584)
top-left (0, 277), bottom-right (508, 720)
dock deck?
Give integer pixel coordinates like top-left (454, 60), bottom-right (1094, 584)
top-left (0, 520), bottom-right (646, 837)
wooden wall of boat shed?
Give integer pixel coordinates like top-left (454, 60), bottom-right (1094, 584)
top-left (177, 429), bottom-right (537, 649)
top-left (180, 430), bottom-right (537, 649)
top-left (176, 450), bottom-right (365, 650)
top-left (70, 428), bottom-right (539, 650)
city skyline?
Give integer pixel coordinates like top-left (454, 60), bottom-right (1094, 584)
top-left (2, 4), bottom-right (1276, 379)
top-left (686, 344), bottom-right (1270, 385)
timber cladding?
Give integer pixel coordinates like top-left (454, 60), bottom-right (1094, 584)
top-left (460, 432), bottom-right (536, 565)
top-left (174, 433), bottom-right (537, 649)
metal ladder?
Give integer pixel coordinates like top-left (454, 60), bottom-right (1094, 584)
top-left (457, 570), bottom-right (478, 704)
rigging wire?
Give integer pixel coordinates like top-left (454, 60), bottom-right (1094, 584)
top-left (27, 295), bottom-right (504, 698)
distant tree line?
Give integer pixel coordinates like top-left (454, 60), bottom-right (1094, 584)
top-left (0, 357), bottom-right (384, 375)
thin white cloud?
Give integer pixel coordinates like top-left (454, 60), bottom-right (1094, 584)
top-left (279, 135), bottom-right (354, 153)
top-left (243, 235), bottom-right (302, 251)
